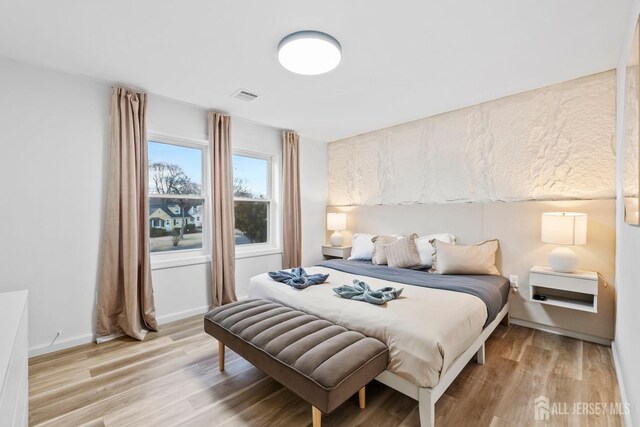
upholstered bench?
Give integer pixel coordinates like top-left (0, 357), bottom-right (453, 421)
top-left (204, 299), bottom-right (389, 427)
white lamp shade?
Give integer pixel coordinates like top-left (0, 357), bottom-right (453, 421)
top-left (327, 213), bottom-right (347, 231)
top-left (541, 212), bottom-right (587, 245)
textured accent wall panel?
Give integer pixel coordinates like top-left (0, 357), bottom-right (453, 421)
top-left (328, 71), bottom-right (616, 206)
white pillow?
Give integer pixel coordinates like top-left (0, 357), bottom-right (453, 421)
top-left (348, 233), bottom-right (376, 260)
top-left (415, 233), bottom-right (456, 267)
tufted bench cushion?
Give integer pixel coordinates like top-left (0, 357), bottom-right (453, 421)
top-left (204, 298), bottom-right (389, 415)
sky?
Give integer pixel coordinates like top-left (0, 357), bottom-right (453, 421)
top-left (148, 140), bottom-right (268, 197)
top-left (149, 141), bottom-right (202, 186)
top-left (233, 154), bottom-right (268, 198)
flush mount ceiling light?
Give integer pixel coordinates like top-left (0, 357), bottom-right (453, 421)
top-left (277, 31), bottom-right (342, 75)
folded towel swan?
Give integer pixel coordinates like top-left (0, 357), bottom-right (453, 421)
top-left (268, 267), bottom-right (330, 289)
top-left (333, 279), bottom-right (403, 305)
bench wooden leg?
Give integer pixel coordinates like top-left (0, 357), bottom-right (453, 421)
top-left (218, 341), bottom-right (225, 372)
top-left (358, 387), bottom-right (366, 409)
top-left (312, 406), bottom-right (322, 427)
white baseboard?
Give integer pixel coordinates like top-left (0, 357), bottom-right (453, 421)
top-left (96, 332), bottom-right (125, 344)
top-left (156, 305), bottom-right (211, 325)
top-left (29, 300), bottom-right (248, 358)
top-left (29, 333), bottom-right (94, 358)
top-left (155, 295), bottom-right (252, 325)
top-left (611, 342), bottom-right (633, 427)
top-left (509, 317), bottom-right (612, 346)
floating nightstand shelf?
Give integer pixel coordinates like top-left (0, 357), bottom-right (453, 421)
top-left (322, 245), bottom-right (351, 260)
top-left (529, 265), bottom-right (598, 313)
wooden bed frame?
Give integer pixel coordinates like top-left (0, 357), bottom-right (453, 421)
top-left (374, 302), bottom-right (510, 427)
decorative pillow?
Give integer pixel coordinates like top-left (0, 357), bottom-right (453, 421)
top-left (371, 235), bottom-right (398, 265)
top-left (348, 233), bottom-right (375, 260)
top-left (385, 234), bottom-right (421, 268)
top-left (415, 233), bottom-right (456, 267)
top-left (429, 239), bottom-right (500, 275)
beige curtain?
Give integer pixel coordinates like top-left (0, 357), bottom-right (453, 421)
top-left (282, 131), bottom-right (302, 268)
top-left (97, 86), bottom-right (157, 342)
top-left (209, 112), bottom-right (238, 306)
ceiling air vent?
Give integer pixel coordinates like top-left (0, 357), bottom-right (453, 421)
top-left (232, 89), bottom-right (259, 102)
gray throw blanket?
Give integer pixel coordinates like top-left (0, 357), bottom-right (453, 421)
top-left (333, 279), bottom-right (403, 305)
top-left (268, 267), bottom-right (329, 289)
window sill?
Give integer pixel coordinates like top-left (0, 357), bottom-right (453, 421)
top-left (150, 247), bottom-right (282, 270)
top-left (235, 247), bottom-right (282, 260)
top-left (151, 254), bottom-right (211, 270)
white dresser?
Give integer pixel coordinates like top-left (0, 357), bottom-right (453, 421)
top-left (0, 291), bottom-right (28, 427)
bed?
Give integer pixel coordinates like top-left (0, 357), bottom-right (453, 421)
top-left (248, 259), bottom-right (510, 426)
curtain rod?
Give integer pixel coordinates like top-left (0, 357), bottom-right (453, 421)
top-left (113, 83), bottom-right (146, 93)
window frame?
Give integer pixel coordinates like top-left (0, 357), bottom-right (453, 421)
top-left (233, 148), bottom-right (281, 258)
top-left (147, 132), bottom-right (211, 269)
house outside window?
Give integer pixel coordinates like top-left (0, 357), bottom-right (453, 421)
top-left (148, 135), bottom-right (208, 256)
top-left (233, 151), bottom-right (277, 251)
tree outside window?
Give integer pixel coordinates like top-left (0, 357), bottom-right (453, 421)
top-left (233, 154), bottom-right (271, 246)
top-left (148, 140), bottom-right (205, 253)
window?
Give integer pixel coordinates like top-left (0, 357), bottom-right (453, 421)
top-left (148, 138), bottom-right (206, 254)
top-left (233, 153), bottom-right (271, 246)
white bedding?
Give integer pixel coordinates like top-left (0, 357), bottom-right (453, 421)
top-left (248, 266), bottom-right (488, 388)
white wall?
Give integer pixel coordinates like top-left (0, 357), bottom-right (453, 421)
top-left (0, 57), bottom-right (109, 354)
top-left (328, 71), bottom-right (616, 206)
top-left (0, 56), bottom-right (328, 355)
top-left (615, 2), bottom-right (640, 425)
top-left (300, 136), bottom-right (328, 267)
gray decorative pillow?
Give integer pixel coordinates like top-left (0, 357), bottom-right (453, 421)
top-left (429, 239), bottom-right (500, 275)
top-left (371, 235), bottom-right (398, 265)
top-left (385, 234), bottom-right (421, 269)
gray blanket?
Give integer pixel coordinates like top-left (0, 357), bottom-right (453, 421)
top-left (333, 279), bottom-right (403, 305)
top-left (318, 259), bottom-right (509, 327)
top-left (268, 267), bottom-right (329, 289)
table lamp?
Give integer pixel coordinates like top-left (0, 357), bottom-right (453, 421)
top-left (541, 212), bottom-right (587, 273)
top-left (327, 213), bottom-right (347, 247)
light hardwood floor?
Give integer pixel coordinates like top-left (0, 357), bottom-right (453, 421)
top-left (29, 316), bottom-right (624, 426)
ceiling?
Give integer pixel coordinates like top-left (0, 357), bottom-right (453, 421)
top-left (0, 0), bottom-right (631, 141)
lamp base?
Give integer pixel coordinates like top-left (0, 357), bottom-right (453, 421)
top-left (548, 247), bottom-right (578, 273)
top-left (330, 231), bottom-right (343, 247)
